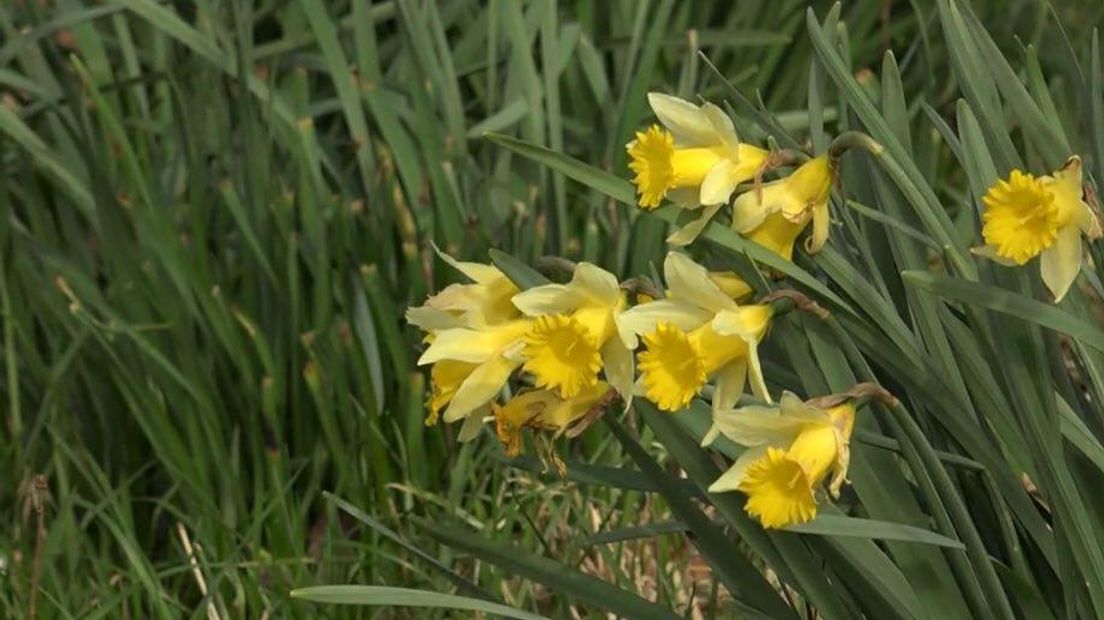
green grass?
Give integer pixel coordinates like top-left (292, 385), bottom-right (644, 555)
top-left (2, 0), bottom-right (1104, 618)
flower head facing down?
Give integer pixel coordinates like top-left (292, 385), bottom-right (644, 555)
top-left (493, 382), bottom-right (611, 457)
top-left (732, 155), bottom-right (834, 259)
top-left (976, 157), bottom-right (1103, 301)
top-left (513, 263), bottom-right (635, 402)
top-left (708, 392), bottom-right (858, 529)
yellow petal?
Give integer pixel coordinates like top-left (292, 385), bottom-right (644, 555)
top-left (700, 159), bottom-right (739, 206)
top-left (1040, 223), bottom-right (1083, 302)
top-left (443, 354), bottom-right (523, 422)
top-left (707, 445), bottom-right (768, 491)
top-left (432, 242), bottom-right (504, 284)
top-left (666, 203), bottom-right (724, 246)
top-left (512, 284), bottom-right (583, 316)
top-left (664, 252), bottom-right (736, 314)
top-left (601, 337), bottom-right (635, 406)
top-left (569, 262), bottom-right (622, 307)
top-left (618, 298), bottom-right (712, 346)
top-left (647, 92), bottom-right (721, 146)
top-left (711, 306), bottom-right (773, 340)
top-left (418, 321), bottom-right (529, 365)
top-left (457, 404), bottom-right (489, 442)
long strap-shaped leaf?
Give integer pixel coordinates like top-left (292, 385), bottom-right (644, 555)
top-left (419, 520), bottom-right (683, 620)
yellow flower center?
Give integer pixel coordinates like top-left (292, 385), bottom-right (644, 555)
top-left (638, 322), bottom-right (705, 412)
top-left (981, 170), bottom-right (1060, 264)
top-left (523, 314), bottom-right (602, 398)
top-left (627, 125), bottom-right (728, 209)
top-left (427, 360), bottom-right (477, 424)
top-left (739, 447), bottom-right (818, 529)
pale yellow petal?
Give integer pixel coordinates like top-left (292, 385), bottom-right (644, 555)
top-left (569, 262), bottom-right (622, 306)
top-left (618, 299), bottom-right (711, 345)
top-left (1078, 202), bottom-right (1103, 239)
top-left (432, 242), bottom-right (502, 284)
top-left (511, 284), bottom-right (582, 316)
top-left (405, 305), bottom-right (465, 331)
top-left (746, 339), bottom-right (771, 403)
top-left (704, 358), bottom-right (747, 446)
top-left (777, 391), bottom-right (831, 424)
top-left (666, 187), bottom-right (702, 207)
top-left (647, 92), bottom-right (717, 146)
top-left (709, 405), bottom-right (805, 446)
top-left (666, 203), bottom-right (723, 247)
top-left (711, 306), bottom-right (773, 340)
top-left (443, 355), bottom-right (521, 422)
top-left (418, 328), bottom-right (497, 365)
top-left (601, 338), bottom-right (634, 406)
top-left (457, 404), bottom-right (489, 442)
top-left (1040, 224), bottom-right (1083, 302)
top-left (664, 252), bottom-right (736, 313)
top-left (708, 446), bottom-right (768, 492)
top-left (701, 101), bottom-right (739, 151)
top-left (699, 159), bottom-right (739, 206)
top-left (731, 181), bottom-right (784, 233)
top-left (807, 200), bottom-right (830, 254)
top-left (970, 244), bottom-right (1019, 267)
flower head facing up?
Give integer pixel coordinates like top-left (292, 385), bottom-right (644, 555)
top-left (708, 392), bottom-right (858, 529)
top-left (493, 382), bottom-right (611, 457)
top-left (513, 263), bottom-right (635, 402)
top-left (732, 155), bottom-right (834, 259)
top-left (976, 157), bottom-right (1103, 301)
top-left (981, 169), bottom-right (1058, 265)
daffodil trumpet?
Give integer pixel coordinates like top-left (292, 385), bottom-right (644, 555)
top-left (706, 388), bottom-right (873, 529)
top-left (973, 156), bottom-right (1103, 302)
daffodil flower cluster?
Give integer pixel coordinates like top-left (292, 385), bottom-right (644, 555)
top-left (405, 248), bottom-right (783, 462)
top-left (627, 93), bottom-right (834, 256)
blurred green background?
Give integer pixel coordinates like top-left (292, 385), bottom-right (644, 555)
top-left (0, 0), bottom-right (1100, 617)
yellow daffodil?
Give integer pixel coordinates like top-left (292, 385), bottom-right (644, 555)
top-left (707, 392), bottom-right (856, 529)
top-left (975, 157), bottom-right (1102, 301)
top-left (513, 263), bottom-right (634, 402)
top-left (627, 93), bottom-right (770, 245)
top-left (407, 250), bottom-right (531, 428)
top-left (620, 252), bottom-right (773, 416)
top-left (405, 246), bottom-right (521, 330)
top-left (732, 155), bottom-right (834, 260)
top-left (493, 382), bottom-right (612, 457)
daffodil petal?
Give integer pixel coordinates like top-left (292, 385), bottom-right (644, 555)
top-left (1078, 202), bottom-right (1103, 238)
top-left (666, 187), bottom-right (702, 207)
top-left (706, 358), bottom-right (748, 446)
top-left (418, 328), bottom-right (498, 365)
top-left (709, 405), bottom-right (803, 446)
top-left (432, 242), bottom-right (502, 284)
top-left (601, 338), bottom-right (634, 407)
top-left (1040, 224), bottom-right (1083, 302)
top-left (443, 356), bottom-right (520, 422)
top-left (776, 392), bottom-right (832, 424)
top-left (712, 306), bottom-right (772, 340)
top-left (700, 159), bottom-right (739, 206)
top-left (511, 284), bottom-right (583, 316)
top-left (970, 244), bottom-right (1019, 267)
top-left (457, 404), bottom-right (489, 442)
top-left (701, 102), bottom-right (739, 151)
top-left (666, 203), bottom-right (723, 247)
top-left (708, 446), bottom-right (769, 492)
top-left (746, 339), bottom-right (771, 403)
top-left (807, 200), bottom-right (830, 254)
top-left (664, 252), bottom-right (736, 313)
top-left (731, 182), bottom-right (782, 233)
top-left (647, 92), bottom-right (717, 146)
top-left (619, 299), bottom-right (711, 342)
top-left (569, 262), bottom-right (622, 306)
top-left (405, 305), bottom-right (465, 331)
